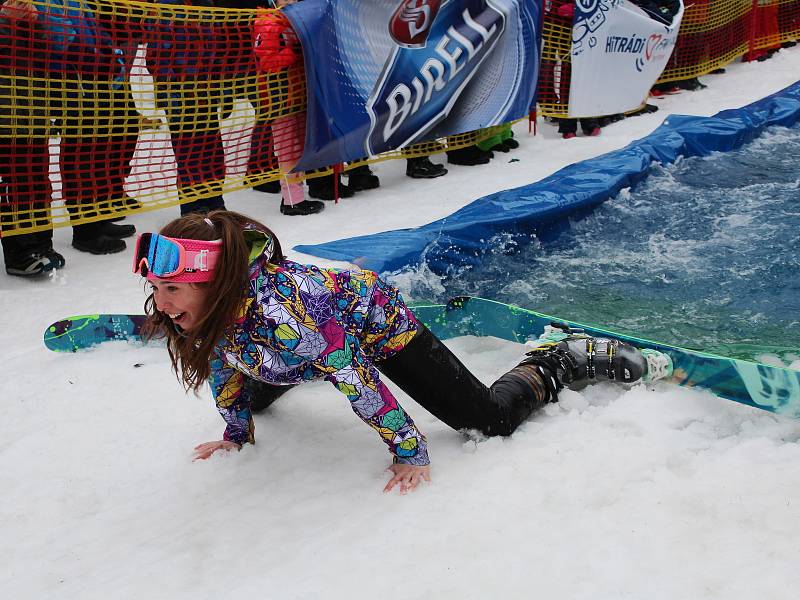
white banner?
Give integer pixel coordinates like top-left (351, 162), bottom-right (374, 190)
top-left (568, 0), bottom-right (684, 118)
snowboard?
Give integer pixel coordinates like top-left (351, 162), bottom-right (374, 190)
top-left (43, 296), bottom-right (800, 418)
top-left (44, 314), bottom-right (149, 353)
top-left (412, 297), bottom-right (800, 418)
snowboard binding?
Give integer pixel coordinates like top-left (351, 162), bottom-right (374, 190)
top-left (522, 323), bottom-right (673, 393)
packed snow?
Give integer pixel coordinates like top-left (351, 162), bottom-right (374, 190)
top-left (2, 48), bottom-right (800, 599)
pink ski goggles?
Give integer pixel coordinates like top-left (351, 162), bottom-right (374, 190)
top-left (132, 233), bottom-right (222, 283)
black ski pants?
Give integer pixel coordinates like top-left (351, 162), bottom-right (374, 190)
top-left (247, 325), bottom-right (547, 437)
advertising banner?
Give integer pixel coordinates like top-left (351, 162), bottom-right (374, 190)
top-left (568, 0), bottom-right (684, 118)
top-left (285, 0), bottom-right (541, 171)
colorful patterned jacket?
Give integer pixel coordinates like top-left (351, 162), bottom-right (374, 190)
top-left (210, 232), bottom-right (429, 465)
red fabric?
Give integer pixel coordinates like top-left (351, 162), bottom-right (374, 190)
top-left (744, 2), bottom-right (781, 61)
top-left (253, 12), bottom-right (299, 72)
top-left (556, 3), bottom-right (574, 18)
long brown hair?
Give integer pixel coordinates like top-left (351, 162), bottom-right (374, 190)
top-left (141, 210), bottom-right (284, 392)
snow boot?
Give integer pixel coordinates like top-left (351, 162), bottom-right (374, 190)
top-left (500, 137), bottom-right (519, 151)
top-left (72, 235), bottom-right (126, 254)
top-left (45, 248), bottom-right (66, 269)
top-left (628, 104), bottom-right (659, 117)
top-left (180, 195), bottom-right (226, 215)
top-left (72, 221), bottom-right (127, 254)
top-left (677, 78), bottom-right (706, 91)
top-left (446, 145), bottom-right (493, 166)
top-left (307, 173), bottom-right (354, 200)
top-left (280, 200), bottom-right (324, 216)
top-left (347, 165), bottom-right (380, 191)
top-left (100, 221), bottom-right (136, 239)
top-left (521, 324), bottom-right (673, 395)
top-left (580, 119), bottom-right (601, 137)
top-left (490, 140), bottom-right (510, 153)
top-left (406, 156), bottom-right (447, 178)
top-left (4, 251), bottom-right (59, 277)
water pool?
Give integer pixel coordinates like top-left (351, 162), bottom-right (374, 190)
top-left (403, 124), bottom-right (800, 361)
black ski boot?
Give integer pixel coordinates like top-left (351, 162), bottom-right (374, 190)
top-left (520, 324), bottom-right (673, 396)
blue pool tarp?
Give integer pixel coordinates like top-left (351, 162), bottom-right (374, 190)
top-left (295, 80), bottom-right (800, 275)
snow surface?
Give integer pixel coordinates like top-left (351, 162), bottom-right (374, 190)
top-left (3, 49), bottom-right (800, 599)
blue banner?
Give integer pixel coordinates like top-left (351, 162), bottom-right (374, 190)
top-left (285, 0), bottom-right (541, 171)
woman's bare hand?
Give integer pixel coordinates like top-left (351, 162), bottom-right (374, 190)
top-left (192, 440), bottom-right (241, 461)
top-left (383, 463), bottom-right (431, 494)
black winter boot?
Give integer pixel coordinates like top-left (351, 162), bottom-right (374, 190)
top-left (4, 251), bottom-right (59, 277)
top-left (347, 165), bottom-right (380, 191)
top-left (100, 221), bottom-right (136, 239)
top-left (180, 195), bottom-right (226, 215)
top-left (677, 78), bottom-right (706, 91)
top-left (72, 221), bottom-right (126, 254)
top-left (628, 104), bottom-right (659, 117)
top-left (280, 200), bottom-right (324, 216)
top-left (307, 174), bottom-right (354, 200)
top-left (45, 248), bottom-right (66, 268)
top-left (406, 156), bottom-right (447, 178)
top-left (521, 324), bottom-right (673, 395)
top-left (500, 136), bottom-right (519, 150)
top-left (2, 230), bottom-right (63, 276)
top-left (72, 235), bottom-right (126, 254)
top-left (446, 145), bottom-right (493, 166)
